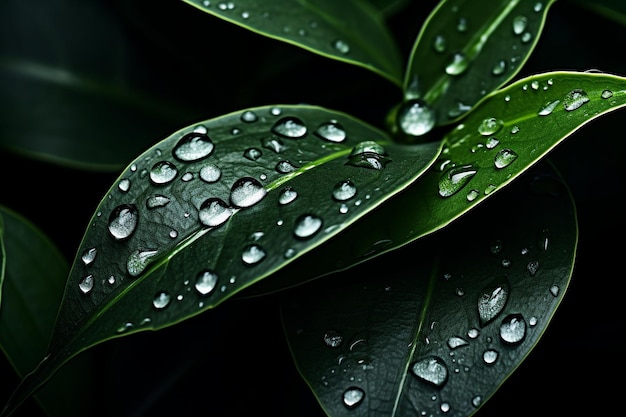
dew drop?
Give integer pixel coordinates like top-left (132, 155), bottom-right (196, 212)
top-left (332, 179), bottom-right (357, 201)
top-left (79, 274), bottom-right (94, 294)
top-left (271, 116), bottom-right (307, 138)
top-left (410, 356), bottom-right (449, 387)
top-left (278, 186), bottom-right (298, 205)
top-left (563, 89), bottom-right (589, 111)
top-left (149, 161), bottom-right (178, 185)
top-left (195, 270), bottom-right (218, 295)
top-left (494, 148), bottom-right (518, 169)
top-left (230, 177), bottom-right (267, 208)
top-left (199, 163), bottom-right (222, 183)
top-left (275, 160), bottom-right (298, 173)
top-left (242, 244), bottom-right (266, 265)
top-left (538, 100), bottom-right (560, 116)
top-left (397, 99), bottom-right (436, 136)
top-left (472, 396), bottom-right (483, 407)
top-left (146, 194), bottom-right (171, 209)
top-left (199, 198), bottom-right (232, 227)
top-left (108, 204), bottom-right (139, 241)
top-left (127, 249), bottom-right (158, 277)
top-left (333, 39), bottom-right (351, 54)
top-left (499, 313), bottom-right (527, 345)
top-left (467, 328), bottom-right (480, 339)
top-left (118, 178), bottom-right (131, 193)
top-left (478, 282), bottom-right (509, 326)
top-left (466, 189), bottom-right (479, 201)
top-left (482, 349), bottom-right (499, 364)
top-left (153, 291), bottom-right (171, 310)
top-left (342, 387), bottom-right (364, 408)
top-left (314, 120), bottom-right (347, 143)
top-left (347, 141), bottom-right (389, 170)
top-left (294, 214), bottom-right (323, 239)
top-left (438, 164), bottom-right (478, 197)
top-left (433, 34), bottom-right (446, 53)
top-left (537, 229), bottom-right (550, 251)
top-left (447, 336), bottom-right (469, 349)
top-left (486, 136), bottom-right (500, 149)
top-left (527, 260), bottom-right (540, 276)
top-left (243, 147), bottom-right (262, 161)
top-left (81, 247), bottom-right (97, 265)
top-left (478, 117), bottom-right (503, 136)
top-left (445, 52), bottom-right (469, 75)
top-left (549, 285), bottom-right (559, 297)
top-left (323, 330), bottom-right (343, 347)
top-left (241, 110), bottom-right (258, 123)
top-left (601, 89), bottom-right (613, 99)
top-left (512, 15), bottom-right (528, 35)
top-left (491, 59), bottom-right (507, 76)
top-left (173, 132), bottom-right (215, 162)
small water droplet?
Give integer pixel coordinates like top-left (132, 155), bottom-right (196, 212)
top-left (199, 163), bottom-right (222, 183)
top-left (445, 52), bottom-right (469, 75)
top-left (456, 17), bottom-right (468, 32)
top-left (314, 120), bottom-right (347, 143)
top-left (538, 100), bottom-right (560, 116)
top-left (243, 147), bottom-right (262, 161)
top-left (149, 161), bottom-right (178, 185)
top-left (433, 34), bottom-right (446, 53)
top-left (527, 260), bottom-right (540, 276)
top-left (482, 349), bottom-right (499, 364)
top-left (81, 247), bottom-right (97, 265)
top-left (146, 194), bottom-right (171, 210)
top-left (447, 336), bottom-right (469, 349)
top-left (294, 214), bottom-right (323, 239)
top-left (440, 402), bottom-right (451, 413)
top-left (410, 356), bottom-right (449, 387)
top-left (241, 110), bottom-right (258, 123)
top-left (467, 328), bottom-right (480, 339)
top-left (262, 136), bottom-right (287, 153)
top-left (494, 148), bottom-right (518, 169)
top-left (342, 387), bottom-right (364, 408)
top-left (230, 177), bottom-right (267, 208)
top-left (118, 178), bottom-right (131, 193)
top-left (537, 229), bottom-right (550, 251)
top-left (242, 244), bottom-right (266, 265)
top-left (490, 239), bottom-right (503, 254)
top-left (347, 141), bottom-right (389, 170)
top-left (79, 274), bottom-right (94, 294)
top-left (333, 39), bottom-right (350, 54)
top-left (278, 186), bottom-right (298, 205)
top-left (486, 136), bottom-right (500, 149)
top-left (601, 89), bottom-right (613, 99)
top-left (153, 291), bottom-right (171, 310)
top-left (549, 285), bottom-right (559, 297)
top-left (472, 395), bottom-right (482, 407)
top-left (563, 89), bottom-right (589, 111)
top-left (478, 283), bottom-right (509, 326)
top-left (397, 99), bottom-right (436, 136)
top-left (438, 164), bottom-right (478, 197)
top-left (323, 330), bottom-right (343, 347)
top-left (275, 160), bottom-right (298, 173)
top-left (332, 179), bottom-right (357, 201)
top-left (500, 313), bottom-right (527, 344)
top-left (271, 116), bottom-right (307, 138)
top-left (195, 270), bottom-right (218, 295)
top-left (127, 249), bottom-right (158, 277)
top-left (512, 15), bottom-right (528, 35)
top-left (491, 59), bottom-right (507, 76)
top-left (478, 117), bottom-right (503, 136)
top-left (173, 132), bottom-right (215, 162)
top-left (199, 198), bottom-right (232, 227)
top-left (108, 204), bottom-right (139, 241)
top-left (466, 189), bottom-right (479, 201)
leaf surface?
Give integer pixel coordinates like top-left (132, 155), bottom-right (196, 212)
top-left (282, 161), bottom-right (576, 417)
top-left (181, 0), bottom-right (404, 85)
top-left (1, 105), bottom-right (441, 416)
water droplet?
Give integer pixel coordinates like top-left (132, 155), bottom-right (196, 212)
top-left (333, 39), bottom-right (350, 54)
top-left (108, 204), bottom-right (139, 241)
top-left (500, 313), bottom-right (527, 344)
top-left (537, 229), bottom-right (550, 251)
top-left (445, 52), bottom-right (469, 75)
top-left (397, 99), bottom-right (436, 136)
top-left (466, 189), bottom-right (479, 201)
top-left (482, 349), bottom-right (499, 364)
top-left (79, 274), bottom-right (94, 294)
top-left (278, 186), bottom-right (298, 205)
top-left (81, 247), bottom-right (97, 265)
top-left (438, 164), bottom-right (478, 197)
top-left (347, 141), bottom-right (389, 170)
top-left (173, 132), bottom-right (215, 162)
top-left (199, 163), bottom-right (222, 183)
top-left (342, 387), bottom-right (364, 408)
top-left (447, 336), bottom-right (469, 349)
top-left (512, 15), bottom-right (528, 35)
top-left (478, 117), bottom-right (503, 136)
top-left (494, 148), bottom-right (518, 169)
top-left (456, 17), bottom-right (468, 32)
top-left (323, 330), bottom-right (343, 347)
top-left (271, 117), bottom-right (307, 138)
top-left (467, 328), bottom-right (480, 338)
top-left (490, 239), bottom-right (503, 254)
top-left (410, 356), bottom-right (449, 387)
top-left (195, 270), bottom-right (218, 295)
top-left (230, 177), bottom-right (267, 208)
top-left (549, 285), bottom-right (559, 297)
top-left (601, 89), bottom-right (613, 99)
top-left (294, 214), bottom-right (323, 239)
top-left (433, 34), bottom-right (446, 53)
top-left (150, 161), bottom-right (178, 185)
top-left (118, 178), bottom-right (131, 193)
top-left (510, 125), bottom-right (520, 134)
top-left (563, 89), bottom-right (589, 111)
top-left (241, 110), bottom-right (258, 123)
top-left (199, 198), bottom-right (232, 227)
top-left (314, 120), bottom-right (347, 143)
top-left (486, 136), bottom-right (500, 149)
top-left (440, 402), bottom-right (451, 413)
top-left (243, 147), bottom-right (262, 161)
top-left (242, 244), bottom-right (266, 265)
top-left (527, 260), bottom-right (539, 276)
top-left (127, 249), bottom-right (158, 277)
top-left (146, 194), bottom-right (171, 210)
top-left (153, 291), bottom-right (171, 310)
top-left (472, 395), bottom-right (482, 407)
top-left (538, 100), bottom-right (560, 116)
top-left (478, 282), bottom-right (509, 326)
top-left (275, 160), bottom-right (298, 173)
top-left (332, 179), bottom-right (357, 201)
top-left (491, 59), bottom-right (507, 76)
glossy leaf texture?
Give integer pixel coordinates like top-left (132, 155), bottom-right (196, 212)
top-left (242, 70), bottom-right (626, 297)
top-left (0, 206), bottom-right (94, 417)
top-left (401, 0), bottom-right (556, 129)
top-left (181, 0), bottom-right (404, 85)
top-left (281, 161), bottom-right (576, 417)
top-left (0, 105), bottom-right (441, 416)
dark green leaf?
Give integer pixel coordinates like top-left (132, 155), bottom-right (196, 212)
top-left (0, 206), bottom-right (94, 417)
top-left (401, 0), bottom-right (556, 128)
top-left (282, 161), bottom-right (576, 417)
top-left (1, 105), bottom-right (441, 415)
top-left (181, 0), bottom-right (404, 85)
top-left (566, 0), bottom-right (626, 26)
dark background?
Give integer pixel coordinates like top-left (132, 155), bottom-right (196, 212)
top-left (1, 0), bottom-right (624, 416)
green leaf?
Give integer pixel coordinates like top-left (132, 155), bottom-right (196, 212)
top-left (401, 0), bottom-right (556, 128)
top-left (281, 161), bottom-right (576, 417)
top-left (566, 0), bottom-right (626, 26)
top-left (181, 0), bottom-right (404, 85)
top-left (1, 105), bottom-right (441, 415)
top-left (0, 206), bottom-right (94, 417)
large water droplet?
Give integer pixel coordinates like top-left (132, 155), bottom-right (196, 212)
top-left (195, 270), bottom-right (218, 295)
top-left (108, 204), bottom-right (139, 241)
top-left (332, 179), bottom-right (357, 201)
top-left (478, 117), bottom-right (503, 136)
top-left (294, 214), bottom-right (323, 239)
top-left (146, 194), bottom-right (171, 209)
top-left (271, 117), bottom-right (307, 138)
top-left (275, 160), bottom-right (298, 173)
top-left (438, 164), bottom-right (478, 197)
top-left (410, 356), bottom-right (449, 387)
top-left (499, 313), bottom-right (527, 344)
top-left (494, 148), bottom-right (518, 169)
top-left (314, 120), bottom-right (346, 143)
top-left (483, 349), bottom-right (499, 364)
top-left (342, 387), bottom-right (364, 409)
top-left (230, 177), bottom-right (267, 208)
top-left (173, 132), bottom-right (215, 162)
top-left (278, 186), bottom-right (298, 205)
top-left (242, 244), bottom-right (266, 265)
top-left (81, 247), bottom-right (97, 265)
top-left (79, 274), bottom-right (94, 294)
top-left (199, 163), bottom-right (222, 183)
top-left (445, 52), bottom-right (469, 75)
top-left (447, 336), bottom-right (469, 349)
top-left (153, 291), bottom-right (171, 310)
top-left (199, 198), bottom-right (232, 227)
top-left (563, 89), bottom-right (589, 111)
top-left (478, 282), bottom-right (509, 326)
top-left (538, 100), bottom-right (560, 116)
top-left (347, 141), bottom-right (389, 170)
top-left (397, 99), bottom-right (436, 136)
top-left (512, 15), bottom-right (528, 35)
top-left (127, 249), bottom-right (158, 277)
top-left (149, 161), bottom-right (178, 185)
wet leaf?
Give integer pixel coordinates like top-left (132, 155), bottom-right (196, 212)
top-left (401, 0), bottom-right (556, 129)
top-left (0, 206), bottom-right (94, 417)
top-left (1, 105), bottom-right (441, 415)
top-left (282, 161), bottom-right (576, 417)
top-left (181, 0), bottom-right (404, 85)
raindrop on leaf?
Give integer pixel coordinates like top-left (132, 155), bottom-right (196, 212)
top-left (199, 198), bottom-right (232, 227)
top-left (195, 270), bottom-right (218, 295)
top-left (153, 291), bottom-right (171, 310)
top-left (438, 164), bottom-right (478, 197)
top-left (230, 177), bottom-right (267, 208)
top-left (172, 132), bottom-right (215, 162)
top-left (271, 116), bottom-right (307, 138)
top-left (294, 214), bottom-right (323, 239)
top-left (563, 89), bottom-right (590, 111)
top-left (410, 356), bottom-right (449, 387)
top-left (108, 204), bottom-right (139, 241)
top-left (499, 313), bottom-right (527, 345)
top-left (241, 244), bottom-right (266, 265)
top-left (397, 99), bottom-right (436, 136)
top-left (342, 387), bottom-right (364, 408)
